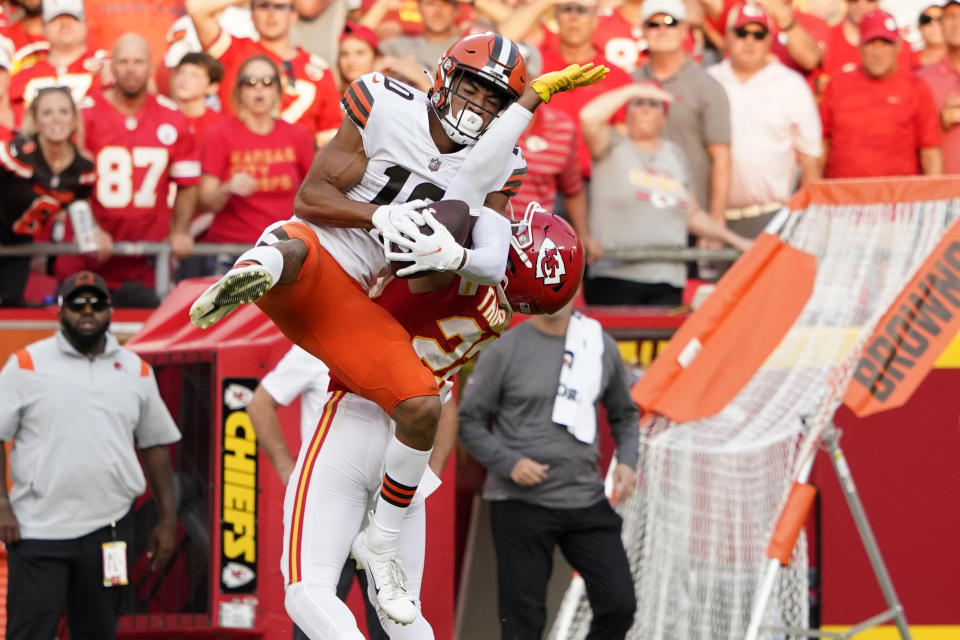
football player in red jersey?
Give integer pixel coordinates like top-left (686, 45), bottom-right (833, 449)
top-left (8, 0), bottom-right (107, 126)
top-left (190, 32), bottom-right (606, 623)
top-left (54, 34), bottom-right (200, 296)
top-left (279, 204), bottom-right (583, 639)
top-left (187, 0), bottom-right (343, 147)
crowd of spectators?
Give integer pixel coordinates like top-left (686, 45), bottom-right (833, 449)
top-left (0, 0), bottom-right (953, 307)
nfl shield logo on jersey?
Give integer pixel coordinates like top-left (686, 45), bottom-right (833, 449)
top-left (156, 123), bottom-right (178, 146)
top-left (428, 157), bottom-right (441, 172)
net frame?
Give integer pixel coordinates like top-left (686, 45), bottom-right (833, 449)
top-left (550, 179), bottom-right (960, 640)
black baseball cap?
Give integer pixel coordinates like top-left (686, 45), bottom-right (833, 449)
top-left (58, 271), bottom-right (111, 302)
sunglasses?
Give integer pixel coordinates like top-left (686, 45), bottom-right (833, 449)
top-left (734, 27), bottom-right (769, 40)
top-left (240, 75), bottom-right (280, 88)
top-left (556, 4), bottom-right (592, 15)
top-left (919, 14), bottom-right (941, 26)
top-left (628, 98), bottom-right (664, 109)
top-left (252, 1), bottom-right (294, 10)
top-left (645, 16), bottom-right (680, 29)
top-left (65, 295), bottom-right (109, 312)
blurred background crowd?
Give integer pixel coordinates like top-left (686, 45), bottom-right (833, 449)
top-left (0, 0), bottom-right (951, 308)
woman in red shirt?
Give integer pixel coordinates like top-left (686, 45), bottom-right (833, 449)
top-left (198, 55), bottom-right (314, 273)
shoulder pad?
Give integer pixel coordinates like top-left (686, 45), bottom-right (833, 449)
top-left (341, 74), bottom-right (378, 129)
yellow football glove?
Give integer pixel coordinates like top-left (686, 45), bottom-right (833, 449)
top-left (529, 62), bottom-right (610, 103)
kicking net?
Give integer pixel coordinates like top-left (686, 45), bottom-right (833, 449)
top-left (549, 181), bottom-right (960, 640)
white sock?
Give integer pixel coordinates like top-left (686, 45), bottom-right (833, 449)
top-left (234, 245), bottom-right (283, 288)
top-left (368, 438), bottom-right (431, 552)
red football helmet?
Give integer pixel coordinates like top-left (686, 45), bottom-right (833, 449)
top-left (430, 32), bottom-right (527, 145)
top-left (501, 202), bottom-right (584, 315)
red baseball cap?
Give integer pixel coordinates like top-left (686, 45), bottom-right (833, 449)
top-left (860, 9), bottom-right (898, 43)
top-left (341, 22), bottom-right (380, 54)
top-left (728, 2), bottom-right (770, 30)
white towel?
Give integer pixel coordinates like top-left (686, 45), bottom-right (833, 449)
top-left (552, 312), bottom-right (604, 444)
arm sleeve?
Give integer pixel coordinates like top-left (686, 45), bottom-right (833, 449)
top-left (170, 117), bottom-right (201, 187)
top-left (701, 75), bottom-right (732, 145)
top-left (313, 59), bottom-right (344, 132)
top-left (557, 125), bottom-right (584, 196)
top-left (819, 79), bottom-right (833, 141)
top-left (457, 343), bottom-right (524, 479)
top-left (341, 75), bottom-right (377, 131)
top-left (599, 333), bottom-right (640, 469)
top-left (76, 166), bottom-right (96, 201)
top-left (444, 102), bottom-right (534, 209)
top-left (0, 355), bottom-right (22, 441)
top-left (914, 78), bottom-right (943, 148)
top-left (791, 75), bottom-right (823, 158)
top-left (457, 207), bottom-right (511, 285)
top-left (134, 364), bottom-right (182, 449)
top-left (200, 125), bottom-right (228, 179)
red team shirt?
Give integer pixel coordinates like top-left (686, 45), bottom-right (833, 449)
top-left (819, 69), bottom-right (942, 179)
top-left (9, 48), bottom-right (108, 125)
top-left (186, 108), bottom-right (226, 145)
top-left (56, 92), bottom-right (200, 288)
top-left (330, 276), bottom-right (511, 399)
top-left (200, 116), bottom-right (314, 244)
top-left (205, 30), bottom-right (342, 143)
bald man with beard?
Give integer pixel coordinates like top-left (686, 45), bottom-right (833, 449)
top-left (55, 33), bottom-right (201, 303)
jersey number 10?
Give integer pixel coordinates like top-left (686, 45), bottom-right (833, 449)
top-left (370, 165), bottom-right (446, 206)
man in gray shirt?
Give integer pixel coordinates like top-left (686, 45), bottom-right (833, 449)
top-left (459, 302), bottom-right (639, 640)
top-left (0, 271), bottom-right (180, 640)
top-left (632, 0), bottom-right (731, 227)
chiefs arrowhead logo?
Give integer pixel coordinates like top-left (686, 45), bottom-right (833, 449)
top-left (535, 237), bottom-right (565, 286)
top-left (221, 562), bottom-right (256, 589)
top-left (224, 383), bottom-right (254, 410)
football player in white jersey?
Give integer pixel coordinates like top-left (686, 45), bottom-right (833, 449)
top-left (189, 31), bottom-right (607, 624)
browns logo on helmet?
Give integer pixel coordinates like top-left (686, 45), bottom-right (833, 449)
top-left (429, 32), bottom-right (527, 146)
top-left (501, 202), bottom-right (584, 315)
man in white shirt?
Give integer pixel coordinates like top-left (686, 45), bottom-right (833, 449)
top-left (707, 2), bottom-right (822, 238)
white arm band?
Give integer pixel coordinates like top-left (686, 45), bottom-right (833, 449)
top-left (456, 207), bottom-right (511, 285)
top-left (444, 103), bottom-right (533, 209)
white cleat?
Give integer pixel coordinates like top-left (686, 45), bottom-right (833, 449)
top-left (351, 529), bottom-right (417, 625)
top-left (189, 263), bottom-right (274, 329)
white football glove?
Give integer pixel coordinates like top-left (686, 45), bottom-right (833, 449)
top-left (383, 211), bottom-right (467, 277)
top-left (371, 200), bottom-right (428, 241)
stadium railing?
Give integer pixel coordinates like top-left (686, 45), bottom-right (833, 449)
top-left (0, 243), bottom-right (744, 300)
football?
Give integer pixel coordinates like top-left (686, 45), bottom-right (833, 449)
top-left (389, 199), bottom-right (476, 278)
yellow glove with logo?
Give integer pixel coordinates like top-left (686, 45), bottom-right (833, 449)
top-left (530, 63), bottom-right (610, 103)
